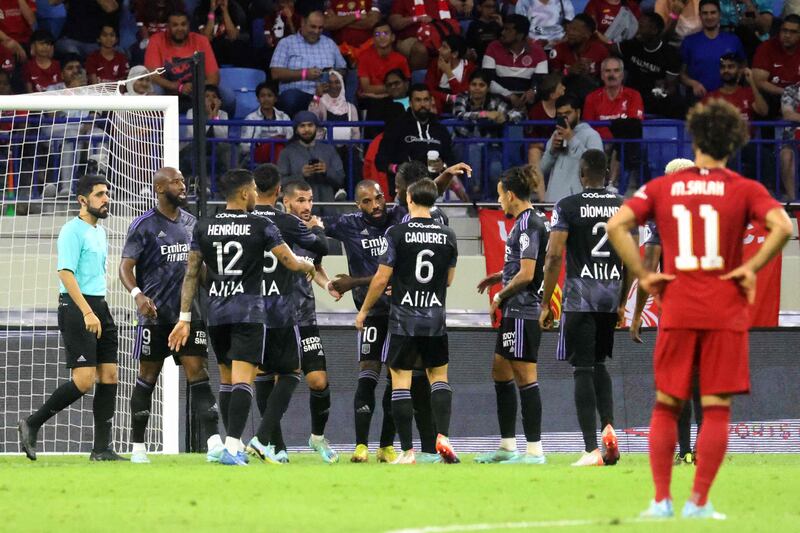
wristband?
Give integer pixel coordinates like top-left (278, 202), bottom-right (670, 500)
top-left (355, 11), bottom-right (362, 20)
top-left (130, 287), bottom-right (142, 298)
top-left (207, 12), bottom-right (215, 20)
top-left (412, 15), bottom-right (418, 23)
top-left (179, 312), bottom-right (192, 322)
top-left (492, 293), bottom-right (502, 305)
top-left (479, 110), bottom-right (488, 118)
top-left (301, 68), bottom-right (308, 81)
top-left (390, 163), bottom-right (398, 173)
top-left (669, 12), bottom-right (679, 20)
top-left (313, 95), bottom-right (321, 102)
top-left (177, 82), bottom-right (184, 94)
top-left (84, 311), bottom-right (95, 317)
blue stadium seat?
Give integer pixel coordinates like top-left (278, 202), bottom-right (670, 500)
top-left (219, 67), bottom-right (267, 93)
top-left (234, 91), bottom-right (259, 119)
top-left (571, 0), bottom-right (590, 15)
top-left (642, 120), bottom-right (693, 178)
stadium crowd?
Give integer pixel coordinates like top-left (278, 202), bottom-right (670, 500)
top-left (1, 0), bottom-right (799, 201)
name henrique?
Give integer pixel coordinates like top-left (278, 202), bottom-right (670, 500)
top-left (207, 224), bottom-right (252, 236)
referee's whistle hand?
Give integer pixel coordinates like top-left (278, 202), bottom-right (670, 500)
top-left (84, 313), bottom-right (102, 339)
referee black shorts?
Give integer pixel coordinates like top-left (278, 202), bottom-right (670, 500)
top-left (208, 323), bottom-right (265, 367)
top-left (133, 322), bottom-right (208, 365)
top-left (557, 311), bottom-right (617, 366)
top-left (58, 294), bottom-right (118, 369)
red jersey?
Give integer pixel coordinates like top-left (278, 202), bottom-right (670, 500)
top-left (328, 0), bottom-right (380, 47)
top-left (390, 0), bottom-right (455, 40)
top-left (549, 38), bottom-right (609, 77)
top-left (582, 86), bottom-right (644, 139)
top-left (704, 86), bottom-right (756, 121)
top-left (357, 46), bottom-right (410, 86)
top-left (526, 101), bottom-right (555, 140)
top-left (0, 0), bottom-right (36, 43)
top-left (584, 0), bottom-right (641, 36)
top-left (0, 45), bottom-right (15, 74)
top-left (85, 50), bottom-right (130, 83)
top-left (625, 168), bottom-right (781, 331)
top-left (23, 59), bottom-right (61, 92)
top-left (144, 32), bottom-right (219, 83)
top-left (752, 38), bottom-right (800, 89)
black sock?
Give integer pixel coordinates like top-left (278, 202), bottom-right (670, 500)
top-left (354, 370), bottom-right (378, 445)
top-left (254, 374), bottom-right (275, 416)
top-left (411, 372), bottom-right (436, 453)
top-left (310, 385), bottom-right (331, 436)
top-left (227, 382), bottom-right (253, 440)
top-left (678, 401), bottom-right (693, 456)
top-left (189, 378), bottom-right (219, 438)
top-left (430, 381), bottom-right (452, 437)
top-left (494, 380), bottom-right (517, 439)
top-left (256, 373), bottom-right (300, 444)
top-left (130, 378), bottom-right (155, 443)
top-left (218, 384), bottom-right (232, 433)
top-left (93, 383), bottom-right (117, 452)
top-left (391, 389), bottom-right (413, 451)
top-left (518, 381), bottom-right (542, 444)
top-left (692, 379), bottom-right (703, 439)
top-left (574, 367), bottom-right (599, 452)
top-left (593, 362), bottom-right (614, 428)
top-left (27, 380), bottom-right (85, 430)
top-left (378, 374), bottom-right (395, 448)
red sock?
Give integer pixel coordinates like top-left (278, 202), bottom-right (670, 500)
top-left (691, 405), bottom-right (730, 506)
top-left (649, 402), bottom-right (681, 502)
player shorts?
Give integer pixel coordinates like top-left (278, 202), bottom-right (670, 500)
top-left (356, 315), bottom-right (389, 363)
top-left (494, 317), bottom-right (541, 363)
top-left (261, 325), bottom-right (302, 374)
top-left (133, 322), bottom-right (207, 364)
top-left (386, 333), bottom-right (449, 371)
top-left (208, 323), bottom-right (265, 367)
top-left (654, 329), bottom-right (750, 399)
top-left (58, 294), bottom-right (118, 369)
top-left (556, 312), bottom-right (617, 366)
top-left (298, 324), bottom-right (326, 374)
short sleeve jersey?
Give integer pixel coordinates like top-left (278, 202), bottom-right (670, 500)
top-left (57, 217), bottom-right (108, 296)
top-left (501, 208), bottom-right (549, 319)
top-left (752, 37), bottom-right (800, 89)
top-left (85, 50), bottom-right (130, 82)
top-left (380, 218), bottom-right (458, 336)
top-left (552, 188), bottom-right (625, 313)
top-left (625, 168), bottom-right (781, 331)
top-left (23, 59), bottom-right (61, 92)
top-left (582, 86), bottom-right (644, 140)
top-left (191, 209), bottom-right (284, 326)
top-left (616, 39), bottom-right (681, 95)
top-left (292, 241), bottom-right (322, 327)
top-left (144, 31), bottom-right (219, 84)
top-left (121, 208), bottom-right (198, 326)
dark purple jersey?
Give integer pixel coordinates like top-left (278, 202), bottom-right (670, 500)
top-left (500, 208), bottom-right (548, 319)
top-left (389, 204), bottom-right (449, 226)
top-left (292, 242), bottom-right (322, 327)
top-left (645, 221), bottom-right (660, 246)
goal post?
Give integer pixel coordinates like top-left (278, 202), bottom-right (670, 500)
top-left (0, 90), bottom-right (181, 454)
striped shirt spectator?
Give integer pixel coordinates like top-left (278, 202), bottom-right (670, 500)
top-left (482, 15), bottom-right (547, 98)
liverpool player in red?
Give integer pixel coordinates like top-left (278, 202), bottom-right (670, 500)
top-left (607, 99), bottom-right (792, 520)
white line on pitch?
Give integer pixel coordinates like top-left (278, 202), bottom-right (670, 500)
top-left (386, 517), bottom-right (656, 533)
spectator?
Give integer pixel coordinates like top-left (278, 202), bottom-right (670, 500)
top-left (132, 0), bottom-right (184, 64)
top-left (465, 0), bottom-right (503, 61)
top-left (718, 0), bottom-right (772, 59)
top-left (144, 11), bottom-right (220, 102)
top-left (527, 72), bottom-right (565, 168)
top-left (753, 15), bottom-right (800, 116)
top-left (780, 83), bottom-right (800, 200)
top-left (85, 25), bottom-right (129, 84)
top-left (270, 9), bottom-right (347, 117)
top-left (425, 34), bottom-right (475, 112)
top-left (540, 93), bottom-right (603, 202)
top-left (324, 0), bottom-right (382, 50)
top-left (388, 0), bottom-right (458, 70)
top-left (363, 68), bottom-right (410, 139)
top-left (52, 0), bottom-right (120, 59)
top-left (357, 20), bottom-right (411, 100)
top-left (655, 0), bottom-right (701, 47)
top-left (482, 14), bottom-right (547, 110)
top-left (549, 14), bottom-right (609, 99)
top-left (125, 65), bottom-right (154, 95)
top-left (181, 84), bottom-right (230, 186)
top-left (584, 0), bottom-right (641, 45)
top-left (0, 40), bottom-right (16, 81)
top-left (53, 53), bottom-right (85, 90)
top-left (264, 0), bottom-right (302, 48)
top-left (514, 0), bottom-right (575, 48)
top-left (614, 12), bottom-right (683, 117)
top-left (192, 0), bottom-right (250, 67)
top-left (240, 81), bottom-right (293, 164)
top-left (23, 30), bottom-right (61, 93)
top-left (0, 0), bottom-right (36, 61)
top-left (309, 70), bottom-right (360, 141)
top-left (277, 110), bottom-right (345, 214)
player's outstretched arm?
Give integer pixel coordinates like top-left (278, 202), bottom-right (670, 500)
top-left (314, 264), bottom-right (342, 300)
top-left (355, 265), bottom-right (393, 330)
top-left (630, 243), bottom-right (661, 343)
top-left (272, 243), bottom-right (316, 280)
top-left (119, 257), bottom-right (158, 319)
top-left (58, 269), bottom-right (102, 339)
top-left (539, 231), bottom-right (566, 329)
top-left (476, 271), bottom-right (502, 294)
top-left (330, 274), bottom-right (373, 295)
top-left (168, 250), bottom-right (202, 351)
top-left (433, 162), bottom-right (472, 195)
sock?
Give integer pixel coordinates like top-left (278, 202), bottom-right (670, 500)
top-left (256, 373), bottom-right (300, 445)
top-left (526, 441), bottom-right (543, 456)
top-left (430, 381), bottom-right (452, 437)
top-left (495, 380), bottom-right (517, 440)
top-left (130, 378), bottom-right (155, 444)
top-left (411, 372), bottom-right (436, 453)
top-left (224, 435), bottom-right (241, 454)
top-left (574, 367), bottom-right (599, 452)
top-left (500, 437), bottom-right (517, 451)
top-left (649, 401), bottom-right (681, 502)
top-left (677, 401), bottom-right (693, 456)
top-left (254, 374), bottom-right (275, 415)
top-left (692, 384), bottom-right (703, 437)
top-left (309, 385), bottom-right (331, 436)
top-left (691, 405), bottom-right (731, 506)
top-left (189, 378), bottom-right (219, 440)
top-left (391, 389), bottom-right (413, 452)
top-left (92, 383), bottom-right (117, 452)
top-left (227, 382), bottom-right (253, 440)
top-left (27, 380), bottom-right (85, 430)
top-left (353, 370), bottom-right (378, 445)
top-left (132, 442), bottom-right (146, 454)
top-left (593, 362), bottom-right (614, 428)
top-left (518, 382), bottom-right (542, 443)
top-left (379, 374), bottom-right (396, 448)
top-left (218, 384), bottom-right (232, 433)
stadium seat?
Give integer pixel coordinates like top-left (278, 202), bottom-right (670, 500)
top-left (642, 120), bottom-right (693, 178)
top-left (234, 91), bottom-right (259, 119)
top-left (219, 67), bottom-right (266, 118)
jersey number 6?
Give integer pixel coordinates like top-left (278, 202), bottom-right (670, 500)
top-left (415, 249), bottom-right (434, 284)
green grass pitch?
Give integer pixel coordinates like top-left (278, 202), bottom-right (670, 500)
top-left (2, 453), bottom-right (799, 532)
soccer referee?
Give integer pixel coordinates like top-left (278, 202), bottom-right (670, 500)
top-left (18, 174), bottom-right (124, 462)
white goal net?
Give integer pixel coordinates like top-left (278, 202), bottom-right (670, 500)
top-left (0, 82), bottom-right (180, 454)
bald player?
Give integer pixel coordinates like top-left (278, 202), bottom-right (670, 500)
top-left (119, 168), bottom-right (223, 464)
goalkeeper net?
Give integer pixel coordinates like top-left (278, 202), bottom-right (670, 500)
top-left (0, 79), bottom-right (181, 454)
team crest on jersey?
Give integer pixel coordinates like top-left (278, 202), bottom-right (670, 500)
top-left (361, 343), bottom-right (371, 355)
top-left (550, 209), bottom-right (559, 226)
top-left (519, 233), bottom-right (530, 252)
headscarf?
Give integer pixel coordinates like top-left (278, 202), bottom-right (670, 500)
top-left (320, 70), bottom-right (350, 116)
top-left (125, 65), bottom-right (152, 95)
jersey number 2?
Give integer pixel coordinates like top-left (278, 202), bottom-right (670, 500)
top-left (672, 204), bottom-right (724, 271)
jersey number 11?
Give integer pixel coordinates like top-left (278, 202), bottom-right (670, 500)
top-left (672, 204), bottom-right (724, 271)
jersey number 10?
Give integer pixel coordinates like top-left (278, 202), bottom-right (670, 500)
top-left (672, 204), bottom-right (724, 271)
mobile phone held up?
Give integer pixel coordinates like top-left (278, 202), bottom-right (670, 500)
top-left (556, 116), bottom-right (567, 129)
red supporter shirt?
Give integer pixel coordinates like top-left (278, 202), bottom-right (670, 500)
top-left (704, 86), bottom-right (756, 121)
top-left (390, 0), bottom-right (455, 40)
top-left (144, 32), bottom-right (219, 83)
top-left (526, 101), bottom-right (555, 140)
top-left (625, 168), bottom-right (781, 331)
top-left (357, 46), bottom-right (410, 86)
top-left (85, 50), bottom-right (130, 83)
top-left (582, 86), bottom-right (644, 139)
top-left (584, 0), bottom-right (641, 36)
top-left (752, 38), bottom-right (800, 89)
top-left (549, 38), bottom-right (609, 77)
top-left (328, 0), bottom-right (380, 47)
top-left (0, 0), bottom-right (36, 43)
top-left (23, 59), bottom-right (61, 92)
top-left (0, 45), bottom-right (15, 74)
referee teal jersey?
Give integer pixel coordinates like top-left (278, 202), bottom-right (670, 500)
top-left (57, 217), bottom-right (108, 296)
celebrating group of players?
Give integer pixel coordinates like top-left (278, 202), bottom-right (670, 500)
top-left (17, 99), bottom-right (793, 520)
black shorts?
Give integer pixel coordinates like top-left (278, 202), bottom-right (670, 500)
top-left (557, 312), bottom-right (617, 366)
top-left (494, 317), bottom-right (541, 363)
top-left (58, 294), bottom-right (118, 369)
top-left (208, 323), bottom-right (265, 367)
top-left (386, 333), bottom-right (449, 371)
top-left (357, 315), bottom-right (389, 363)
top-left (261, 325), bottom-right (301, 374)
top-left (298, 324), bottom-right (326, 374)
top-left (133, 322), bottom-right (207, 364)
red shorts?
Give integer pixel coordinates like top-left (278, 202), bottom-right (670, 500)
top-left (653, 329), bottom-right (750, 400)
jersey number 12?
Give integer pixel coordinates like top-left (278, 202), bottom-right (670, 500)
top-left (672, 204), bottom-right (724, 271)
